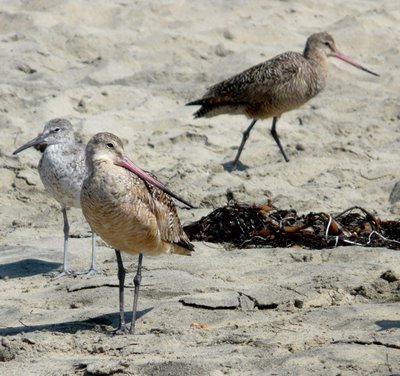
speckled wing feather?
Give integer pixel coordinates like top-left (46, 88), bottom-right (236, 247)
top-left (188, 51), bottom-right (307, 117)
top-left (139, 172), bottom-right (194, 255)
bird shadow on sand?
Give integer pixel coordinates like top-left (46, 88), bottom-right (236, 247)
top-left (375, 320), bottom-right (400, 331)
top-left (0, 307), bottom-right (153, 336)
top-left (0, 258), bottom-right (62, 279)
top-left (222, 160), bottom-right (248, 172)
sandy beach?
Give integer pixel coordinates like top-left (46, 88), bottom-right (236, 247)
top-left (0, 1), bottom-right (399, 375)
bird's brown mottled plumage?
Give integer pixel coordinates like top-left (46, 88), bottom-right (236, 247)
top-left (190, 50), bottom-right (326, 120)
top-left (187, 32), bottom-right (378, 169)
top-left (81, 132), bottom-right (193, 257)
top-left (80, 132), bottom-right (194, 334)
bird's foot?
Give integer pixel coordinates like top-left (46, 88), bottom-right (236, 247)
top-left (82, 267), bottom-right (100, 277)
top-left (46, 269), bottom-right (76, 279)
top-left (113, 323), bottom-right (130, 335)
top-left (223, 160), bottom-right (248, 172)
top-left (129, 324), bottom-right (137, 335)
top-left (50, 267), bottom-right (102, 278)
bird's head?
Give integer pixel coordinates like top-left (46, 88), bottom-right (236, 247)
top-left (85, 132), bottom-right (126, 168)
top-left (85, 132), bottom-right (194, 208)
top-left (13, 118), bottom-right (75, 155)
top-left (304, 32), bottom-right (379, 76)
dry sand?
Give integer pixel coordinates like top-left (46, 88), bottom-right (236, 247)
top-left (0, 1), bottom-right (400, 375)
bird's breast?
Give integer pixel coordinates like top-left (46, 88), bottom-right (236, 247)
top-left (246, 60), bottom-right (327, 119)
top-left (81, 166), bottom-right (171, 256)
top-left (39, 146), bottom-right (85, 208)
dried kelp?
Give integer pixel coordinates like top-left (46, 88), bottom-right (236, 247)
top-left (184, 197), bottom-right (400, 250)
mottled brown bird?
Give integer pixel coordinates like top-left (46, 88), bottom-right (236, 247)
top-left (81, 132), bottom-right (194, 334)
top-left (187, 32), bottom-right (379, 170)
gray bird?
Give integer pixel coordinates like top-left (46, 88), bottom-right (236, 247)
top-left (187, 32), bottom-right (379, 171)
top-left (13, 118), bottom-right (97, 277)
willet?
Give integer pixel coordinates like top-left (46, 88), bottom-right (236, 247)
top-left (13, 118), bottom-right (97, 277)
top-left (80, 132), bottom-right (194, 334)
top-left (187, 32), bottom-right (379, 170)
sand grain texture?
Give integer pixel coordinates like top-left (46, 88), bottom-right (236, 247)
top-left (0, 1), bottom-right (399, 375)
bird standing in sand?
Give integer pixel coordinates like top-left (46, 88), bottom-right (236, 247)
top-left (13, 119), bottom-right (97, 277)
top-left (80, 132), bottom-right (194, 334)
top-left (187, 32), bottom-right (379, 170)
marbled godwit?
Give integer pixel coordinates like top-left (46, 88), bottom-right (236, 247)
top-left (13, 118), bottom-right (97, 277)
top-left (80, 132), bottom-right (194, 334)
top-left (187, 32), bottom-right (379, 170)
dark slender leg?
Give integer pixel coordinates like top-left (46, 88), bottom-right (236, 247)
top-left (129, 253), bottom-right (143, 334)
top-left (115, 249), bottom-right (127, 334)
top-left (231, 119), bottom-right (257, 171)
top-left (271, 117), bottom-right (289, 162)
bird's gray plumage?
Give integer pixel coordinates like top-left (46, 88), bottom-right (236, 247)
top-left (13, 118), bottom-right (97, 276)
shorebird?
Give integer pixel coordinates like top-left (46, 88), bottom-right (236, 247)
top-left (187, 32), bottom-right (379, 170)
top-left (80, 132), bottom-right (194, 334)
top-left (13, 118), bottom-right (97, 277)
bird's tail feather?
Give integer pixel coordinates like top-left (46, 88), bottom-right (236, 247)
top-left (186, 99), bottom-right (220, 118)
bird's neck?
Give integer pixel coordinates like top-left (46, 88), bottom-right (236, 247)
top-left (42, 142), bottom-right (63, 157)
top-left (87, 159), bottom-right (120, 183)
top-left (85, 159), bottom-right (104, 178)
top-left (303, 49), bottom-right (329, 93)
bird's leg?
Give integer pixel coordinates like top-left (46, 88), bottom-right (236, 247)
top-left (129, 253), bottom-right (143, 334)
top-left (114, 249), bottom-right (128, 334)
top-left (52, 208), bottom-right (71, 278)
top-left (62, 208), bottom-right (69, 273)
top-left (231, 119), bottom-right (257, 171)
top-left (85, 231), bottom-right (97, 275)
top-left (270, 117), bottom-right (289, 162)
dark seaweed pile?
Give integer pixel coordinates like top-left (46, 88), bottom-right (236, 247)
top-left (184, 196), bottom-right (400, 250)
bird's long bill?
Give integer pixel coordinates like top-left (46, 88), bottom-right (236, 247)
top-left (333, 52), bottom-right (379, 77)
top-left (13, 134), bottom-right (46, 155)
top-left (115, 157), bottom-right (194, 208)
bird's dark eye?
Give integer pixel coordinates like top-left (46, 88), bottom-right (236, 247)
top-left (107, 143), bottom-right (114, 148)
top-left (53, 128), bottom-right (60, 132)
top-left (324, 42), bottom-right (330, 47)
